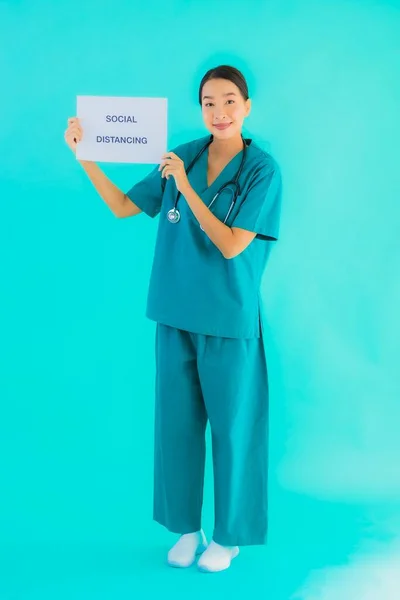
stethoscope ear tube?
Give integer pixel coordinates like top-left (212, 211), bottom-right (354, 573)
top-left (168, 135), bottom-right (247, 225)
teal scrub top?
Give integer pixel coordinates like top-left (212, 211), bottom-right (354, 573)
top-left (126, 135), bottom-right (282, 339)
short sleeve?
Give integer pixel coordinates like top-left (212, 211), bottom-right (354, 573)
top-left (125, 165), bottom-right (164, 218)
top-left (231, 160), bottom-right (282, 241)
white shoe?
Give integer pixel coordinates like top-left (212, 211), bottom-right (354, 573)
top-left (167, 530), bottom-right (208, 568)
top-left (197, 540), bottom-right (240, 572)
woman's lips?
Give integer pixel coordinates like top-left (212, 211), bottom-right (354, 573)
top-left (213, 123), bottom-right (232, 130)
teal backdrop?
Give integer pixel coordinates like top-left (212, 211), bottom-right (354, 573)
top-left (1, 1), bottom-right (399, 599)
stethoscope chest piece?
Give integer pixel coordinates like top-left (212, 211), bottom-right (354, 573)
top-left (167, 208), bottom-right (181, 224)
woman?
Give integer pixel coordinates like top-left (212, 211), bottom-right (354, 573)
top-left (65, 65), bottom-right (282, 573)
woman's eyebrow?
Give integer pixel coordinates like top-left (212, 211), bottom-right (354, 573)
top-left (202, 92), bottom-right (237, 100)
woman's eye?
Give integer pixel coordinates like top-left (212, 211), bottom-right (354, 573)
top-left (203, 100), bottom-right (234, 107)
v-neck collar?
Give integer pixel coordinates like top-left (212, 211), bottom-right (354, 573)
top-left (200, 145), bottom-right (244, 194)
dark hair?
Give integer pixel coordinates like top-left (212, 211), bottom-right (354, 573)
top-left (198, 65), bottom-right (249, 105)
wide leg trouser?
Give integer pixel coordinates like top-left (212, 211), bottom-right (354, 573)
top-left (153, 323), bottom-right (269, 547)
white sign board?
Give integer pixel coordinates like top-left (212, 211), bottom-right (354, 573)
top-left (76, 95), bottom-right (167, 164)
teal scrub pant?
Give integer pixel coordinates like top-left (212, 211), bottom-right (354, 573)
top-left (153, 323), bottom-right (269, 547)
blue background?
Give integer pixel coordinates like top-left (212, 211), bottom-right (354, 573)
top-left (1, 0), bottom-right (399, 598)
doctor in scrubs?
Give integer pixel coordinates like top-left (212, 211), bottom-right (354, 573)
top-left (65, 65), bottom-right (282, 573)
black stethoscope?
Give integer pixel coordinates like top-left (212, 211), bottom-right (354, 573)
top-left (166, 135), bottom-right (248, 225)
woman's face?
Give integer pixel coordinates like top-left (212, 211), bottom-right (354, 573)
top-left (201, 78), bottom-right (251, 140)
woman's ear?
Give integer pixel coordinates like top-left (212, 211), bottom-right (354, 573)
top-left (245, 98), bottom-right (252, 117)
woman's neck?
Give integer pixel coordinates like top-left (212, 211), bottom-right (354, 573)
top-left (209, 133), bottom-right (244, 159)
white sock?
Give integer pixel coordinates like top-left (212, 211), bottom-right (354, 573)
top-left (167, 529), bottom-right (208, 568)
top-left (197, 540), bottom-right (240, 572)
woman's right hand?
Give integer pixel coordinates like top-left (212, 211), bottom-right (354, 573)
top-left (64, 117), bottom-right (83, 154)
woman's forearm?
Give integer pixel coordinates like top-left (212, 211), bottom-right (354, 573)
top-left (79, 160), bottom-right (141, 218)
top-left (181, 185), bottom-right (236, 258)
top-left (182, 185), bottom-right (256, 259)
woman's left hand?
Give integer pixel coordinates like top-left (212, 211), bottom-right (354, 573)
top-left (159, 152), bottom-right (191, 194)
